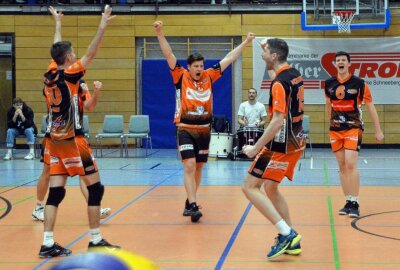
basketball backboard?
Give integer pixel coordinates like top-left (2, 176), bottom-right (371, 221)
top-left (301, 0), bottom-right (391, 32)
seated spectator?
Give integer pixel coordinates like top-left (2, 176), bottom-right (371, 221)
top-left (238, 88), bottom-right (267, 128)
top-left (4, 98), bottom-right (36, 160)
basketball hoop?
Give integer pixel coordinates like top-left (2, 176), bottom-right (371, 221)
top-left (332, 10), bottom-right (356, 34)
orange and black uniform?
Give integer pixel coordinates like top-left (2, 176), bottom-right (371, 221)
top-left (40, 82), bottom-right (91, 165)
top-left (324, 74), bottom-right (372, 152)
top-left (248, 65), bottom-right (305, 182)
top-left (43, 60), bottom-right (97, 176)
top-left (170, 62), bottom-right (222, 163)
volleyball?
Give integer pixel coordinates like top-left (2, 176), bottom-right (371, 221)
top-left (50, 249), bottom-right (160, 270)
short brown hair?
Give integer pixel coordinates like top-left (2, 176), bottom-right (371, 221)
top-left (13, 97), bottom-right (23, 104)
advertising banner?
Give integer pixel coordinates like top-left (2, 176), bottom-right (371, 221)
top-left (253, 37), bottom-right (400, 104)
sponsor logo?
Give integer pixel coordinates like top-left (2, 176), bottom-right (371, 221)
top-left (52, 116), bottom-right (66, 128)
top-left (50, 156), bottom-right (59, 164)
top-left (85, 165), bottom-right (95, 172)
top-left (180, 144), bottom-right (194, 151)
top-left (274, 119), bottom-right (286, 143)
top-left (322, 52), bottom-right (400, 79)
top-left (198, 150), bottom-right (209, 155)
top-left (62, 157), bottom-right (82, 168)
top-left (188, 110), bottom-right (208, 116)
top-left (267, 160), bottom-right (289, 171)
top-left (347, 89), bottom-right (358, 94)
top-left (186, 88), bottom-right (211, 102)
top-left (253, 168), bottom-right (263, 175)
top-left (261, 52), bottom-right (400, 92)
top-left (197, 106), bottom-right (204, 114)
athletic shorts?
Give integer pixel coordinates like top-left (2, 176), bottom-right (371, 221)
top-left (177, 126), bottom-right (211, 163)
top-left (329, 128), bottom-right (362, 152)
top-left (248, 147), bottom-right (303, 183)
top-left (48, 136), bottom-right (98, 177)
top-left (40, 137), bottom-right (51, 165)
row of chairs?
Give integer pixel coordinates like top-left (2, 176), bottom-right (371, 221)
top-left (35, 114), bottom-right (152, 158)
top-left (95, 115), bottom-right (152, 158)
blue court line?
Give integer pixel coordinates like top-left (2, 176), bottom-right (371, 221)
top-left (33, 169), bottom-right (181, 270)
top-left (119, 164), bottom-right (131, 170)
top-left (150, 163), bottom-right (161, 169)
top-left (0, 179), bottom-right (38, 195)
top-left (214, 202), bottom-right (252, 270)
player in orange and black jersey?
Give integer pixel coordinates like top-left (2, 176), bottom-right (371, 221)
top-left (325, 51), bottom-right (384, 218)
top-left (32, 80), bottom-right (111, 222)
top-left (38, 6), bottom-right (118, 259)
top-left (154, 20), bottom-right (254, 223)
top-left (242, 38), bottom-right (303, 259)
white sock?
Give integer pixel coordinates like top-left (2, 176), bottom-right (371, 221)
top-left (275, 219), bottom-right (291, 236)
top-left (7, 149), bottom-right (12, 155)
top-left (43, 231), bottom-right (54, 247)
top-left (36, 201), bottom-right (44, 209)
top-left (90, 228), bottom-right (102, 244)
top-left (29, 147), bottom-right (34, 154)
top-left (349, 196), bottom-right (358, 203)
top-left (345, 195), bottom-right (352, 201)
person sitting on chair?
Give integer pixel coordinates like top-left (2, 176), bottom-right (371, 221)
top-left (238, 88), bottom-right (267, 129)
top-left (4, 97), bottom-right (36, 160)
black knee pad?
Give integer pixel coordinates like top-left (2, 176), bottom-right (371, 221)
top-left (46, 186), bottom-right (66, 207)
top-left (87, 182), bottom-right (104, 206)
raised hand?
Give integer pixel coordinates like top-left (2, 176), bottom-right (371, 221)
top-left (100, 5), bottom-right (116, 28)
top-left (49, 6), bottom-right (63, 22)
top-left (246, 32), bottom-right (255, 43)
top-left (93, 81), bottom-right (102, 92)
top-left (153, 21), bottom-right (163, 33)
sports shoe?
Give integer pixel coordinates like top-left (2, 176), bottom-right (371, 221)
top-left (88, 239), bottom-right (121, 251)
top-left (338, 200), bottom-right (352, 215)
top-left (3, 152), bottom-right (12, 160)
top-left (32, 206), bottom-right (44, 221)
top-left (183, 199), bottom-right (191, 216)
top-left (348, 201), bottom-right (360, 218)
top-left (100, 208), bottom-right (112, 219)
top-left (39, 242), bottom-right (72, 258)
top-left (267, 228), bottom-right (302, 259)
top-left (284, 240), bottom-right (302, 255)
top-left (186, 202), bottom-right (202, 223)
top-left (24, 152), bottom-right (35, 160)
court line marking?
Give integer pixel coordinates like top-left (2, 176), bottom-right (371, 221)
top-left (0, 179), bottom-right (38, 195)
top-left (0, 195), bottom-right (33, 211)
top-left (324, 159), bottom-right (341, 270)
top-left (351, 210), bottom-right (400, 241)
top-left (32, 169), bottom-right (181, 270)
top-left (0, 175), bottom-right (39, 191)
top-left (215, 202), bottom-right (252, 270)
top-left (150, 163), bottom-right (161, 169)
top-left (0, 196), bottom-right (12, 220)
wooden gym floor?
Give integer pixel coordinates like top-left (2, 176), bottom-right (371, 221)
top-left (0, 148), bottom-right (399, 270)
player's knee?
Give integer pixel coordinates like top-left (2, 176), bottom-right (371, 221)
top-left (87, 182), bottom-right (104, 206)
top-left (183, 159), bottom-right (196, 172)
top-left (46, 186), bottom-right (66, 207)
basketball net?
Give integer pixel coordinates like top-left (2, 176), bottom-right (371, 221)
top-left (333, 10), bottom-right (356, 34)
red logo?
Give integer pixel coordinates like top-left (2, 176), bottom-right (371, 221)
top-left (321, 52), bottom-right (400, 79)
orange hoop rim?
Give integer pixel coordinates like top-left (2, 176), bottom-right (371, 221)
top-left (333, 10), bottom-right (356, 18)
